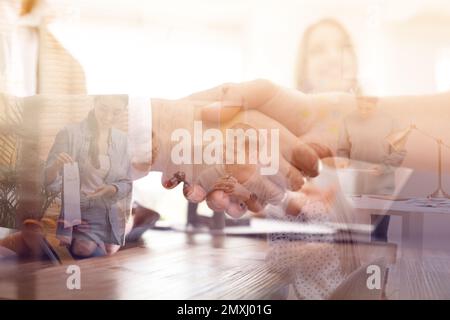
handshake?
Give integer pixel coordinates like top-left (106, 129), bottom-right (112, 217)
top-left (133, 79), bottom-right (341, 217)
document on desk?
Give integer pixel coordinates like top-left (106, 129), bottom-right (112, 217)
top-left (349, 195), bottom-right (450, 214)
top-left (63, 162), bottom-right (81, 228)
top-left (405, 198), bottom-right (450, 208)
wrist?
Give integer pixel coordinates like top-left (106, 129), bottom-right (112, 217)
top-left (47, 163), bottom-right (62, 182)
top-left (150, 98), bottom-right (199, 174)
top-left (104, 184), bottom-right (119, 198)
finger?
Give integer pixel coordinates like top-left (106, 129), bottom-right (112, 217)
top-left (213, 186), bottom-right (232, 193)
top-left (221, 188), bottom-right (234, 194)
top-left (56, 154), bottom-right (66, 163)
top-left (268, 155), bottom-right (306, 191)
top-left (94, 186), bottom-right (107, 193)
top-left (241, 173), bottom-right (285, 206)
top-left (213, 182), bottom-right (234, 190)
top-left (233, 185), bottom-right (252, 199)
top-left (206, 190), bottom-right (231, 211)
top-left (59, 153), bottom-right (70, 161)
top-left (246, 199), bottom-right (264, 213)
top-left (220, 109), bottom-right (320, 179)
top-left (259, 177), bottom-right (285, 205)
top-left (285, 196), bottom-right (307, 216)
top-left (289, 141), bottom-right (321, 178)
top-left (301, 184), bottom-right (324, 197)
top-left (306, 142), bottom-right (333, 159)
top-left (62, 153), bottom-right (74, 162)
top-left (225, 202), bottom-right (247, 219)
top-left (60, 154), bottom-right (73, 164)
top-left (161, 171), bottom-right (184, 189)
top-left (183, 183), bottom-right (207, 203)
top-left (212, 187), bottom-right (234, 195)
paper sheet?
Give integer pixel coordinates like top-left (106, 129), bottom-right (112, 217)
top-left (63, 162), bottom-right (81, 227)
top-left (405, 198), bottom-right (450, 208)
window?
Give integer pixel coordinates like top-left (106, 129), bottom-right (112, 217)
top-left (435, 48), bottom-right (450, 92)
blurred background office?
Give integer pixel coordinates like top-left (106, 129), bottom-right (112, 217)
top-left (1, 0), bottom-right (450, 250)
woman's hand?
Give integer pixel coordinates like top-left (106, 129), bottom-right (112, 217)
top-left (151, 80), bottom-right (320, 208)
top-left (213, 176), bottom-right (252, 201)
top-left (302, 183), bottom-right (336, 205)
top-left (45, 152), bottom-right (74, 185)
top-left (285, 183), bottom-right (337, 216)
top-left (53, 152), bottom-right (74, 170)
top-left (86, 185), bottom-right (118, 199)
top-left (212, 176), bottom-right (237, 193)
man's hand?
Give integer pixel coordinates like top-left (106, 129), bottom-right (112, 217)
top-left (148, 79), bottom-right (328, 216)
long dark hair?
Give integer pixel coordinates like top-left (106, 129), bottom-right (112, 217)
top-left (87, 95), bottom-right (128, 169)
top-left (87, 109), bottom-right (102, 169)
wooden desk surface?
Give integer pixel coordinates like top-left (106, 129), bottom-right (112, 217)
top-left (1, 229), bottom-right (450, 299)
top-left (0, 230), bottom-right (289, 300)
top-left (386, 254), bottom-right (450, 299)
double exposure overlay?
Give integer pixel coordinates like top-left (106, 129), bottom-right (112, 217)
top-left (1, 0), bottom-right (450, 301)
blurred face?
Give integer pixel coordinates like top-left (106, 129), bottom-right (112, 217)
top-left (357, 98), bottom-right (378, 119)
top-left (305, 23), bottom-right (357, 93)
top-left (94, 96), bottom-right (127, 129)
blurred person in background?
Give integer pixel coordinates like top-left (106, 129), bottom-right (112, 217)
top-left (44, 95), bottom-right (157, 259)
top-left (294, 18), bottom-right (396, 242)
top-left (337, 95), bottom-right (406, 242)
top-left (260, 19), bottom-right (361, 299)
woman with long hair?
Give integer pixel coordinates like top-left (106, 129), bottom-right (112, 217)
top-left (44, 95), bottom-right (133, 258)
